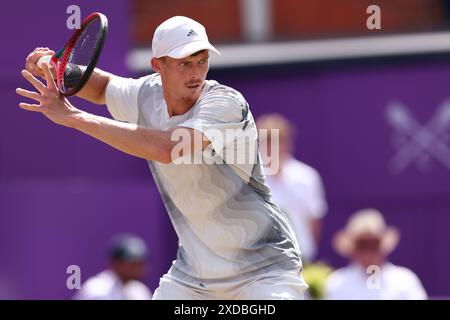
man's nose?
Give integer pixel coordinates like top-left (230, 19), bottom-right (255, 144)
top-left (190, 64), bottom-right (200, 79)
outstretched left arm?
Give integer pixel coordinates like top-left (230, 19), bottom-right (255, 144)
top-left (16, 64), bottom-right (209, 164)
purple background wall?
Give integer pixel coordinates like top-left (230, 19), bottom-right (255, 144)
top-left (0, 1), bottom-right (178, 299)
top-left (1, 1), bottom-right (449, 299)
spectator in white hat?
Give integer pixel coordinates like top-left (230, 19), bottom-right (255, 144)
top-left (325, 209), bottom-right (427, 300)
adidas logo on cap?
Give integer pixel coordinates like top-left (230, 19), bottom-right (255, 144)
top-left (187, 29), bottom-right (198, 37)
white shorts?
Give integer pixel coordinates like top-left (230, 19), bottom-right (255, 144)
top-left (152, 267), bottom-right (308, 300)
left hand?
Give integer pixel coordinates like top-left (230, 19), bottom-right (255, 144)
top-left (16, 62), bottom-right (79, 127)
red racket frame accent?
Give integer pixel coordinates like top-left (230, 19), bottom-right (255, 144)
top-left (52, 12), bottom-right (107, 96)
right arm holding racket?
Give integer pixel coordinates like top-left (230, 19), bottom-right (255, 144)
top-left (16, 12), bottom-right (208, 164)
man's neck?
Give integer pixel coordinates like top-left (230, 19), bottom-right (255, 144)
top-left (167, 102), bottom-right (194, 117)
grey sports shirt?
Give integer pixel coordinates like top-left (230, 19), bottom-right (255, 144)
top-left (105, 73), bottom-right (302, 281)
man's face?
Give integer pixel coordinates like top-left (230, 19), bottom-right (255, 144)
top-left (156, 50), bottom-right (210, 102)
top-left (112, 260), bottom-right (147, 282)
top-left (351, 234), bottom-right (385, 269)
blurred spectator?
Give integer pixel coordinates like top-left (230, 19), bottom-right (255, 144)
top-left (73, 234), bottom-right (152, 300)
top-left (325, 209), bottom-right (427, 300)
top-left (256, 113), bottom-right (328, 262)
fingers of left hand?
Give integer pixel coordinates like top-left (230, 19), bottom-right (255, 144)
top-left (16, 88), bottom-right (42, 103)
top-left (18, 102), bottom-right (41, 112)
top-left (21, 69), bottom-right (47, 94)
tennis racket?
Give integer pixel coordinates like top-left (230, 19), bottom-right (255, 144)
top-left (37, 12), bottom-right (108, 96)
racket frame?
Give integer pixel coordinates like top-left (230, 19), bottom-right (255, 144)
top-left (51, 12), bottom-right (108, 96)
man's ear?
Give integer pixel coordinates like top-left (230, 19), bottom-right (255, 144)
top-left (151, 57), bottom-right (162, 73)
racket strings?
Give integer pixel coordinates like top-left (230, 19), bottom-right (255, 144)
top-left (61, 18), bottom-right (103, 92)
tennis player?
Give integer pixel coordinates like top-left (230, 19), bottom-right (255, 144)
top-left (17, 16), bottom-right (307, 299)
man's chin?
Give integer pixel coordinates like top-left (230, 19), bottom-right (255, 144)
top-left (182, 94), bottom-right (200, 104)
top-left (184, 90), bottom-right (201, 100)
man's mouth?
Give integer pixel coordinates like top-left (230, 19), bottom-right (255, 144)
top-left (186, 83), bottom-right (201, 89)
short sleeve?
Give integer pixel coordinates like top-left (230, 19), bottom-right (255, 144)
top-left (105, 75), bottom-right (148, 124)
top-left (179, 87), bottom-right (256, 159)
top-left (307, 171), bottom-right (328, 219)
top-left (285, 160), bottom-right (328, 219)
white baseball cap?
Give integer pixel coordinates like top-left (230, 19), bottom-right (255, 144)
top-left (152, 16), bottom-right (220, 59)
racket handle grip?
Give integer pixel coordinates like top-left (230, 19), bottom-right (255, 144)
top-left (37, 55), bottom-right (52, 69)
